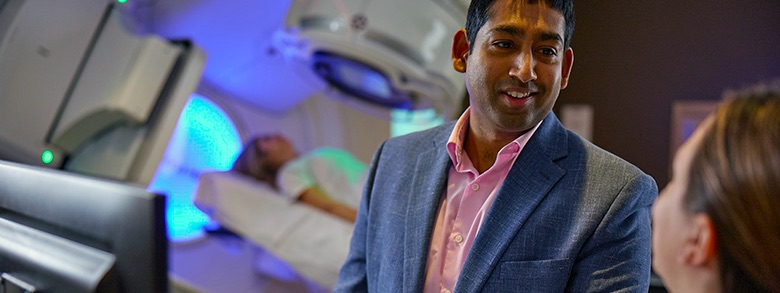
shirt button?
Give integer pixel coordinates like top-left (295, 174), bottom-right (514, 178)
top-left (471, 184), bottom-right (479, 191)
top-left (453, 234), bottom-right (464, 243)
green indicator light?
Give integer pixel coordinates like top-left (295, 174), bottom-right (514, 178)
top-left (41, 150), bottom-right (54, 164)
top-left (117, 0), bottom-right (128, 4)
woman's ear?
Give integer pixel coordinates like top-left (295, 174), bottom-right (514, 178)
top-left (679, 213), bottom-right (719, 267)
top-left (452, 29), bottom-right (469, 73)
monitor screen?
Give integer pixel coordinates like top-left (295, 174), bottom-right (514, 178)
top-left (0, 160), bottom-right (167, 292)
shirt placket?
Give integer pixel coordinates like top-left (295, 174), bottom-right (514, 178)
top-left (442, 173), bottom-right (496, 292)
top-left (439, 171), bottom-right (472, 292)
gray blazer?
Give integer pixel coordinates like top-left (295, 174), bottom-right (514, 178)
top-left (335, 113), bottom-right (658, 292)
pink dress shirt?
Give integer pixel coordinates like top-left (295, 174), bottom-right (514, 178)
top-left (423, 108), bottom-right (541, 293)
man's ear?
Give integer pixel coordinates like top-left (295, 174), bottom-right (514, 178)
top-left (560, 47), bottom-right (574, 89)
top-left (678, 213), bottom-right (719, 267)
top-left (452, 29), bottom-right (469, 73)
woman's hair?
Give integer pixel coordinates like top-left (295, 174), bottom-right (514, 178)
top-left (231, 136), bottom-right (277, 187)
top-left (683, 82), bottom-right (780, 292)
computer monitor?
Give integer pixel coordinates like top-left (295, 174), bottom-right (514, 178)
top-left (0, 160), bottom-right (167, 292)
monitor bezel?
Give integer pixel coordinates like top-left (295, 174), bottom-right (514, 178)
top-left (0, 160), bottom-right (168, 292)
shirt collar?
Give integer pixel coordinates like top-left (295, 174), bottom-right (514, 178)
top-left (446, 108), bottom-right (471, 168)
top-left (446, 107), bottom-right (543, 170)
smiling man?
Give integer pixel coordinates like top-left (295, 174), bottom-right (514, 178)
top-left (334, 1), bottom-right (658, 292)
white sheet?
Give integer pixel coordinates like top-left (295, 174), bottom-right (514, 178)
top-left (194, 171), bottom-right (354, 289)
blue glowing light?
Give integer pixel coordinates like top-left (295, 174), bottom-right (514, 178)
top-left (148, 94), bottom-right (242, 242)
top-left (390, 108), bottom-right (444, 137)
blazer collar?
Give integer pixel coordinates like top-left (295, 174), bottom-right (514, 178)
top-left (455, 112), bottom-right (569, 292)
top-left (400, 114), bottom-right (570, 292)
top-left (403, 122), bottom-right (456, 292)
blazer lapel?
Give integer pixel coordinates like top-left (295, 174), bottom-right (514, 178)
top-left (403, 125), bottom-right (453, 293)
top-left (455, 114), bottom-right (569, 293)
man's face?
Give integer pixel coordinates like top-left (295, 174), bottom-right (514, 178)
top-left (461, 1), bottom-right (573, 136)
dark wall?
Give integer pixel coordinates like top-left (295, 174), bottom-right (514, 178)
top-left (557, 1), bottom-right (780, 186)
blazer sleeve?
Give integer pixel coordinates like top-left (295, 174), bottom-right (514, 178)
top-left (567, 172), bottom-right (658, 293)
top-left (332, 142), bottom-right (386, 293)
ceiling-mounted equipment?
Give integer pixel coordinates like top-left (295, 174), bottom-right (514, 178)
top-left (275, 0), bottom-right (467, 118)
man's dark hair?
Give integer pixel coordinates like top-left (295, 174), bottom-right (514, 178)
top-left (465, 0), bottom-right (575, 52)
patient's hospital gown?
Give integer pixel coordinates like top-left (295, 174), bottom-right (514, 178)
top-left (276, 147), bottom-right (367, 209)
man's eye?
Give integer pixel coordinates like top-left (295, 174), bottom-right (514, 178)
top-left (539, 48), bottom-right (557, 56)
top-left (493, 41), bottom-right (512, 49)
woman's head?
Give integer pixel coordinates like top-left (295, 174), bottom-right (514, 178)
top-left (231, 133), bottom-right (298, 186)
top-left (653, 87), bottom-right (780, 292)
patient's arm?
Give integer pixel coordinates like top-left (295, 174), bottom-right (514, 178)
top-left (297, 188), bottom-right (357, 223)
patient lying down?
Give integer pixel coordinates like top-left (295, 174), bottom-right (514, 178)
top-left (193, 134), bottom-right (367, 289)
top-left (230, 133), bottom-right (367, 223)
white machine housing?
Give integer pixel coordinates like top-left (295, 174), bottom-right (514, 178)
top-left (275, 0), bottom-right (468, 118)
top-left (0, 0), bottom-right (205, 186)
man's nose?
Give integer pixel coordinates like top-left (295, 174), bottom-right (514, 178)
top-left (508, 51), bottom-right (536, 83)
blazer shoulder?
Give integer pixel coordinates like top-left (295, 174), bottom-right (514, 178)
top-left (569, 132), bottom-right (651, 181)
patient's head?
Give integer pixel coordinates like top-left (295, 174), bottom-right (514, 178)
top-left (652, 84), bottom-right (780, 293)
top-left (232, 133), bottom-right (299, 187)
